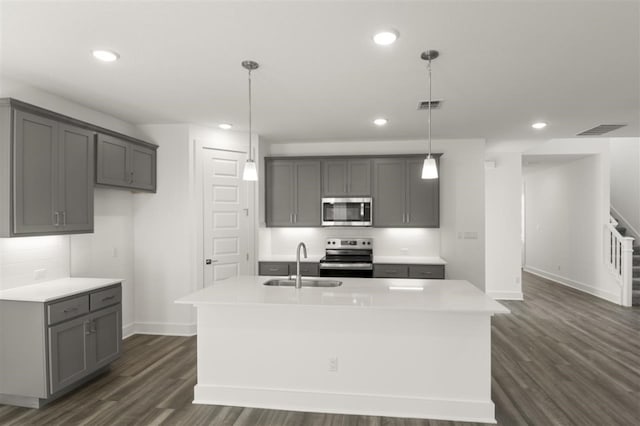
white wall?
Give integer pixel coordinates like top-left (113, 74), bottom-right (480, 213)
top-left (133, 124), bottom-right (195, 335)
top-left (265, 139), bottom-right (487, 290)
top-left (0, 236), bottom-right (69, 289)
top-left (609, 137), bottom-right (640, 238)
top-left (70, 188), bottom-right (135, 336)
top-left (523, 147), bottom-right (620, 303)
top-left (484, 152), bottom-right (523, 300)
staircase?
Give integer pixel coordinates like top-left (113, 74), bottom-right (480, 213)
top-left (614, 224), bottom-right (640, 306)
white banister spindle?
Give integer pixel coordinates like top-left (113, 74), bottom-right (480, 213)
top-left (605, 216), bottom-right (634, 307)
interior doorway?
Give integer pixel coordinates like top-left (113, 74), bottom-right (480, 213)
top-left (199, 146), bottom-right (255, 287)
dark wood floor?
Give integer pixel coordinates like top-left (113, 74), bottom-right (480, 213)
top-left (1, 271), bottom-right (639, 425)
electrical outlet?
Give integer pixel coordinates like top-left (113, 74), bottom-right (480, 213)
top-left (328, 357), bottom-right (338, 372)
top-left (34, 269), bottom-right (46, 280)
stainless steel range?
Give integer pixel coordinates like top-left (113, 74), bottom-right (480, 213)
top-left (319, 238), bottom-right (373, 278)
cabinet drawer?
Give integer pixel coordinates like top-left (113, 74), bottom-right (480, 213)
top-left (90, 286), bottom-right (122, 311)
top-left (373, 264), bottom-right (409, 278)
top-left (288, 262), bottom-right (319, 277)
top-left (259, 262), bottom-right (289, 276)
top-left (409, 265), bottom-right (445, 279)
top-left (48, 295), bottom-right (89, 325)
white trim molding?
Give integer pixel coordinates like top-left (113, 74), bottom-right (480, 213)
top-left (131, 322), bottom-right (197, 336)
top-left (524, 266), bottom-right (620, 305)
top-left (194, 384), bottom-right (497, 424)
top-left (486, 291), bottom-right (523, 301)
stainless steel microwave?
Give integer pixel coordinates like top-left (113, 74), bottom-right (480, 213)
top-left (321, 197), bottom-right (372, 227)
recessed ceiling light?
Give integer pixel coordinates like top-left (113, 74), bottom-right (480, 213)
top-left (373, 118), bottom-right (388, 126)
top-left (531, 122), bottom-right (547, 129)
top-left (373, 30), bottom-right (399, 46)
top-left (92, 49), bottom-right (120, 62)
top-left (218, 123), bottom-right (232, 130)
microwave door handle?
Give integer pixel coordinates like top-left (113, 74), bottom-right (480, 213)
top-left (360, 203), bottom-right (364, 217)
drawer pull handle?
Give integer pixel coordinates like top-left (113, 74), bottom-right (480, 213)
top-left (63, 307), bottom-right (78, 313)
top-left (102, 296), bottom-right (115, 302)
top-left (268, 268), bottom-right (279, 271)
top-left (385, 270), bottom-right (397, 274)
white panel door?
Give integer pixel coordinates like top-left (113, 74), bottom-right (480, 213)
top-left (203, 149), bottom-right (249, 286)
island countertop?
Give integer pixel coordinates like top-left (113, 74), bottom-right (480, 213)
top-left (176, 276), bottom-right (508, 314)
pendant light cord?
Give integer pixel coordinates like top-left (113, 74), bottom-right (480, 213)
top-left (248, 68), bottom-right (253, 161)
top-left (427, 57), bottom-right (432, 159)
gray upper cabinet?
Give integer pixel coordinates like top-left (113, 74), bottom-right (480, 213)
top-left (266, 158), bottom-right (321, 227)
top-left (372, 158), bottom-right (406, 226)
top-left (96, 133), bottom-right (157, 192)
top-left (322, 159), bottom-right (371, 196)
top-left (10, 109), bottom-right (94, 236)
top-left (373, 156), bottom-right (439, 227)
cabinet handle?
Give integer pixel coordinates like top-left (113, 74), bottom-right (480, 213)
top-left (294, 213), bottom-right (297, 223)
top-left (63, 307), bottom-right (78, 314)
top-left (268, 268), bottom-right (279, 272)
top-left (54, 211), bottom-right (60, 226)
top-left (84, 321), bottom-right (92, 335)
top-left (129, 171), bottom-right (134, 183)
top-left (385, 270), bottom-right (397, 274)
top-left (90, 320), bottom-right (96, 333)
top-left (406, 213), bottom-right (410, 223)
top-left (290, 213), bottom-right (293, 223)
top-left (61, 211), bottom-right (66, 226)
top-left (102, 296), bottom-right (115, 302)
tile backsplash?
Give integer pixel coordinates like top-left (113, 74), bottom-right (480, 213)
top-left (0, 235), bottom-right (70, 290)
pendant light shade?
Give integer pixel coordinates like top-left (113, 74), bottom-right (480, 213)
top-left (241, 60), bottom-right (259, 181)
top-left (421, 157), bottom-right (438, 179)
top-left (242, 159), bottom-right (258, 181)
top-left (421, 50), bottom-right (439, 180)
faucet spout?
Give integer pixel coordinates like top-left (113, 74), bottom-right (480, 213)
top-left (296, 242), bottom-right (308, 289)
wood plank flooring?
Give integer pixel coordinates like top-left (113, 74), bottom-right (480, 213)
top-left (1, 271), bottom-right (638, 425)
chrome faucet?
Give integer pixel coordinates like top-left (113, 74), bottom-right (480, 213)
top-left (295, 242), bottom-right (308, 289)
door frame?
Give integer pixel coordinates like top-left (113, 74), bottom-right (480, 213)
top-left (193, 138), bottom-right (257, 290)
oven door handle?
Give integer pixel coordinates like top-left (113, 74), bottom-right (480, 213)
top-left (319, 262), bottom-right (373, 270)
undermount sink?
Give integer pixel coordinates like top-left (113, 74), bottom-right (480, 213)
top-left (263, 278), bottom-right (343, 288)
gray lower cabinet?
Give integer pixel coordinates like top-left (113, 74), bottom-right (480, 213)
top-left (0, 284), bottom-right (122, 408)
top-left (96, 133), bottom-right (157, 192)
top-left (322, 158), bottom-right (371, 196)
top-left (259, 261), bottom-right (319, 277)
top-left (373, 156), bottom-right (439, 227)
top-left (374, 264), bottom-right (445, 279)
top-left (265, 159), bottom-right (321, 226)
top-left (3, 108), bottom-right (94, 236)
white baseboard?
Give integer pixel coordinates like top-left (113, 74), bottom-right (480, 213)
top-left (122, 322), bottom-right (136, 339)
top-left (194, 384), bottom-right (496, 424)
top-left (130, 322), bottom-right (197, 336)
top-left (486, 291), bottom-right (523, 300)
top-left (523, 266), bottom-right (621, 305)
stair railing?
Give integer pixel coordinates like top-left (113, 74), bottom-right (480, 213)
top-left (605, 215), bottom-right (634, 307)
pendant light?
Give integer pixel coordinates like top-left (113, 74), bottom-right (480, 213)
top-left (421, 50), bottom-right (439, 179)
top-left (242, 60), bottom-right (259, 181)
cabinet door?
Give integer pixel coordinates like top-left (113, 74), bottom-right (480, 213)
top-left (130, 144), bottom-right (156, 191)
top-left (322, 160), bottom-right (348, 196)
top-left (96, 134), bottom-right (130, 187)
top-left (258, 262), bottom-right (289, 276)
top-left (13, 110), bottom-right (58, 234)
top-left (373, 158), bottom-right (406, 227)
top-left (91, 305), bottom-right (122, 370)
top-left (294, 160), bottom-right (321, 226)
top-left (48, 316), bottom-right (90, 394)
top-left (266, 160), bottom-right (295, 226)
top-left (347, 159), bottom-right (371, 196)
top-left (406, 158), bottom-right (439, 227)
top-left (58, 124), bottom-right (94, 232)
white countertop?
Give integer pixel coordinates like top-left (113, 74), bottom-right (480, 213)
top-left (176, 276), bottom-right (508, 314)
top-left (259, 254), bottom-right (325, 263)
top-left (373, 256), bottom-right (447, 265)
top-left (0, 277), bottom-right (123, 302)
top-left (260, 255), bottom-right (446, 264)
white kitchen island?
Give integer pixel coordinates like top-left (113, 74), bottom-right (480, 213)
top-left (176, 276), bottom-right (508, 423)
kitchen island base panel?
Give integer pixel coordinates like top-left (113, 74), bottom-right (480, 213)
top-left (194, 305), bottom-right (496, 423)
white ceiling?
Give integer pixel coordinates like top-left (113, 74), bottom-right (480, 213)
top-left (1, 1), bottom-right (638, 143)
